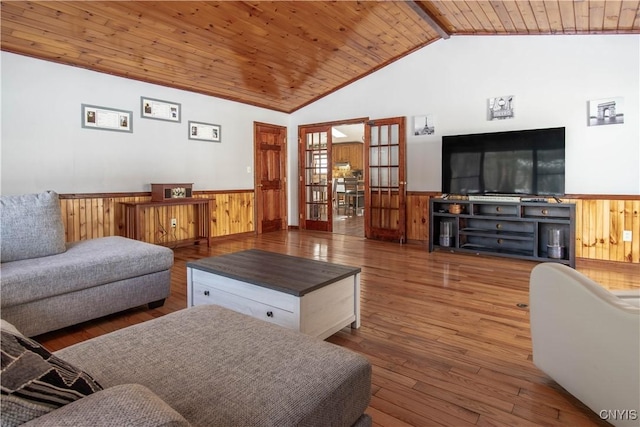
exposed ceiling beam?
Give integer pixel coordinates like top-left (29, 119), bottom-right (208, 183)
top-left (408, 1), bottom-right (451, 40)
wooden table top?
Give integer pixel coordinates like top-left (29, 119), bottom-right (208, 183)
top-left (121, 198), bottom-right (209, 207)
top-left (187, 249), bottom-right (361, 296)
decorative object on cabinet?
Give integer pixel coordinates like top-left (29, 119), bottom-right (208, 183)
top-left (188, 121), bottom-right (221, 142)
top-left (439, 221), bottom-right (454, 247)
top-left (448, 203), bottom-right (462, 214)
top-left (140, 97), bottom-right (181, 122)
top-left (547, 228), bottom-right (564, 259)
top-left (81, 104), bottom-right (132, 133)
top-left (430, 198), bottom-right (575, 267)
top-left (151, 183), bottom-right (193, 202)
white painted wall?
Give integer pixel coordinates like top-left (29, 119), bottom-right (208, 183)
top-left (1, 52), bottom-right (288, 195)
top-left (290, 34), bottom-right (640, 223)
top-left (2, 35), bottom-right (638, 226)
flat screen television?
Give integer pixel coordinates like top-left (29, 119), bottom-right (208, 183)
top-left (441, 127), bottom-right (565, 196)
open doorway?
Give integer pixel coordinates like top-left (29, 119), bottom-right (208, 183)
top-left (299, 116), bottom-right (406, 242)
top-left (331, 123), bottom-right (365, 237)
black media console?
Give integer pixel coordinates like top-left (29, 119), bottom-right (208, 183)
top-left (429, 198), bottom-right (575, 267)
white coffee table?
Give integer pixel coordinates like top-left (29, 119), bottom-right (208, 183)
top-left (186, 249), bottom-right (361, 340)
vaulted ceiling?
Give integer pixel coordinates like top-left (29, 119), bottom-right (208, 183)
top-left (2, 1), bottom-right (639, 113)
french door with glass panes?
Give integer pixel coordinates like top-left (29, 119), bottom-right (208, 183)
top-left (299, 125), bottom-right (332, 231)
top-left (365, 117), bottom-right (406, 242)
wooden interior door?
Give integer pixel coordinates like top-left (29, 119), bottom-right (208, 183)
top-left (298, 125), bottom-right (332, 231)
top-left (365, 117), bottom-right (406, 242)
top-left (255, 122), bottom-right (287, 234)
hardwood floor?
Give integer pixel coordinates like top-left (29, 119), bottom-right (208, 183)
top-left (35, 230), bottom-right (638, 426)
top-left (333, 213), bottom-right (364, 237)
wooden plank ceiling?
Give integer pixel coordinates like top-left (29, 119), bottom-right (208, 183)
top-left (2, 1), bottom-right (638, 113)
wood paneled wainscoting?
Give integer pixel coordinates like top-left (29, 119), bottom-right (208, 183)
top-left (406, 193), bottom-right (640, 264)
top-left (60, 191), bottom-right (639, 263)
top-left (59, 190), bottom-right (255, 245)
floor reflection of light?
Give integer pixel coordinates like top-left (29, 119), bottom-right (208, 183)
top-left (312, 242), bottom-right (328, 259)
top-left (443, 264), bottom-right (450, 287)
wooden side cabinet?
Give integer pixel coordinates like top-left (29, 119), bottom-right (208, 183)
top-left (429, 198), bottom-right (576, 267)
top-left (122, 198), bottom-right (210, 248)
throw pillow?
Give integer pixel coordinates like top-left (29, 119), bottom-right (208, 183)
top-left (0, 191), bottom-right (67, 262)
top-left (0, 319), bottom-right (23, 338)
top-left (1, 330), bottom-right (103, 427)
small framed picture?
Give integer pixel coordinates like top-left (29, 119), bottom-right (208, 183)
top-left (487, 95), bottom-right (515, 121)
top-left (81, 104), bottom-right (132, 133)
top-left (188, 121), bottom-right (221, 142)
top-left (141, 97), bottom-right (181, 122)
top-left (413, 114), bottom-right (435, 136)
top-left (588, 97), bottom-right (624, 126)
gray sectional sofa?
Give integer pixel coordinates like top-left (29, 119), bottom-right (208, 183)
top-left (0, 191), bottom-right (173, 336)
top-left (1, 304), bottom-right (372, 426)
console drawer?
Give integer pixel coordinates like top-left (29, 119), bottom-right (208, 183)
top-left (192, 282), bottom-right (298, 329)
top-left (461, 235), bottom-right (534, 255)
top-left (476, 203), bottom-right (518, 216)
top-left (465, 218), bottom-right (534, 234)
top-left (523, 205), bottom-right (572, 219)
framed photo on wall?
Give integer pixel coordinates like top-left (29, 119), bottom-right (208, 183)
top-left (487, 95), bottom-right (515, 121)
top-left (588, 97), bottom-right (624, 126)
top-left (81, 104), bottom-right (132, 133)
top-left (141, 97), bottom-right (181, 122)
top-left (188, 121), bottom-right (221, 142)
top-left (412, 114), bottom-right (435, 136)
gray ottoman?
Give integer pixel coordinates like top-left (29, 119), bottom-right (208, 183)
top-left (56, 305), bottom-right (372, 426)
